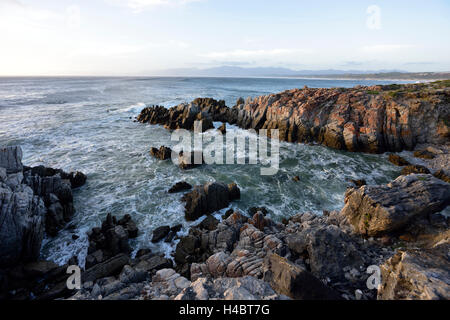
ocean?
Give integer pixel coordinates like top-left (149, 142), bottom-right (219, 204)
top-left (0, 76), bottom-right (414, 265)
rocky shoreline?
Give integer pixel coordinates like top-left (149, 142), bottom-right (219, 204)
top-left (1, 81), bottom-right (449, 300)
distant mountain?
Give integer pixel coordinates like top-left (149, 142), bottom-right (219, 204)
top-left (152, 66), bottom-right (406, 77)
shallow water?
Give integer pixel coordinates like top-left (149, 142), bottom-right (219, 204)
top-left (0, 76), bottom-right (411, 265)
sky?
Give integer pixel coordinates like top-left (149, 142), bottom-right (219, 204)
top-left (0, 0), bottom-right (449, 75)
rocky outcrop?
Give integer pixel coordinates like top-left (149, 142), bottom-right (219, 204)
top-left (378, 243), bottom-right (450, 300)
top-left (137, 82), bottom-right (450, 153)
top-left (341, 174), bottom-right (450, 237)
top-left (0, 146), bottom-right (23, 173)
top-left (263, 253), bottom-right (341, 300)
top-left (0, 146), bottom-right (86, 267)
top-left (137, 102), bottom-right (214, 132)
top-left (0, 184), bottom-right (46, 267)
top-left (142, 268), bottom-right (288, 300)
top-left (149, 146), bottom-right (172, 160)
top-left (168, 181), bottom-right (192, 193)
top-left (85, 213), bottom-right (138, 269)
top-left (181, 182), bottom-right (240, 221)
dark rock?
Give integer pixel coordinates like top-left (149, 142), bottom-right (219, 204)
top-left (401, 165), bottom-right (430, 175)
top-left (263, 254), bottom-right (342, 300)
top-left (151, 226), bottom-right (170, 243)
top-left (341, 174), bottom-right (450, 237)
top-left (175, 235), bottom-right (200, 265)
top-left (171, 224), bottom-right (183, 233)
top-left (0, 146), bottom-right (23, 173)
top-left (248, 207), bottom-right (268, 216)
top-left (182, 182), bottom-right (240, 221)
top-left (69, 171), bottom-right (87, 188)
top-left (433, 169), bottom-right (450, 183)
top-left (83, 254), bottom-right (130, 283)
top-left (388, 154), bottom-right (410, 166)
top-left (414, 150), bottom-right (435, 159)
top-left (196, 215), bottom-right (219, 231)
top-left (168, 181), bottom-right (192, 193)
top-left (348, 179), bottom-right (366, 187)
top-left (135, 248), bottom-right (152, 259)
top-left (378, 243), bottom-right (450, 300)
top-left (134, 255), bottom-right (173, 273)
top-left (150, 146), bottom-right (172, 160)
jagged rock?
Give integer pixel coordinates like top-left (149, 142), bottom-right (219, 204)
top-left (433, 169), bottom-right (450, 183)
top-left (401, 165), bottom-right (430, 175)
top-left (164, 274), bottom-right (287, 300)
top-left (0, 184), bottom-right (46, 267)
top-left (388, 154), bottom-right (410, 166)
top-left (196, 215), bottom-right (219, 231)
top-left (134, 255), bottom-right (173, 273)
top-left (263, 254), bottom-right (341, 300)
top-left (182, 182), bottom-right (240, 221)
top-left (168, 181), bottom-right (192, 193)
top-left (414, 149), bottom-right (435, 159)
top-left (248, 206), bottom-right (268, 216)
top-left (118, 265), bottom-right (147, 284)
top-left (378, 243), bottom-right (450, 300)
top-left (86, 213), bottom-right (138, 265)
top-left (341, 174), bottom-right (450, 237)
top-left (152, 226), bottom-right (170, 243)
top-left (0, 146), bottom-right (23, 173)
top-left (69, 171), bottom-right (87, 189)
top-left (150, 146), bottom-right (172, 160)
top-left (218, 123), bottom-right (226, 134)
top-left (82, 254), bottom-right (130, 283)
top-left (287, 224), bottom-right (365, 281)
top-left (349, 179), bottom-right (367, 187)
top-left (137, 102), bottom-right (214, 132)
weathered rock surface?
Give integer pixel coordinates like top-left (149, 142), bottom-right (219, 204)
top-left (0, 146), bottom-right (23, 173)
top-left (341, 174), bottom-right (450, 237)
top-left (181, 182), bottom-right (240, 221)
top-left (137, 82), bottom-right (450, 153)
top-left (263, 253), bottom-right (341, 300)
top-left (378, 243), bottom-right (450, 300)
top-left (168, 181), bottom-right (192, 193)
top-left (149, 146), bottom-right (172, 160)
top-left (85, 213), bottom-right (138, 269)
top-left (0, 184), bottom-right (46, 267)
top-left (137, 101), bottom-right (214, 132)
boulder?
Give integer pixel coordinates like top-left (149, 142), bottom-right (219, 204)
top-left (0, 146), bottom-right (23, 173)
top-left (150, 146), bottom-right (172, 160)
top-left (341, 174), bottom-right (450, 237)
top-left (0, 184), bottom-right (46, 267)
top-left (82, 254), bottom-right (130, 283)
top-left (182, 182), bottom-right (240, 221)
top-left (378, 243), bottom-right (450, 300)
top-left (168, 181), bottom-right (192, 193)
top-left (151, 226), bottom-right (170, 243)
top-left (263, 254), bottom-right (341, 300)
top-left (196, 215), bottom-right (219, 231)
top-left (388, 154), bottom-right (410, 166)
top-left (401, 165), bottom-right (430, 175)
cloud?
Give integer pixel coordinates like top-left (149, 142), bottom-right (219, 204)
top-left (360, 44), bottom-right (414, 53)
top-left (106, 0), bottom-right (203, 12)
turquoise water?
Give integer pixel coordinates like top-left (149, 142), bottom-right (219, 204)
top-left (0, 77), bottom-right (409, 265)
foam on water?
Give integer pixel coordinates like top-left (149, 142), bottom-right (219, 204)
top-left (0, 76), bottom-right (415, 265)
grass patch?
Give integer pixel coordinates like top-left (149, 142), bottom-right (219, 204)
top-left (366, 90), bottom-right (380, 95)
